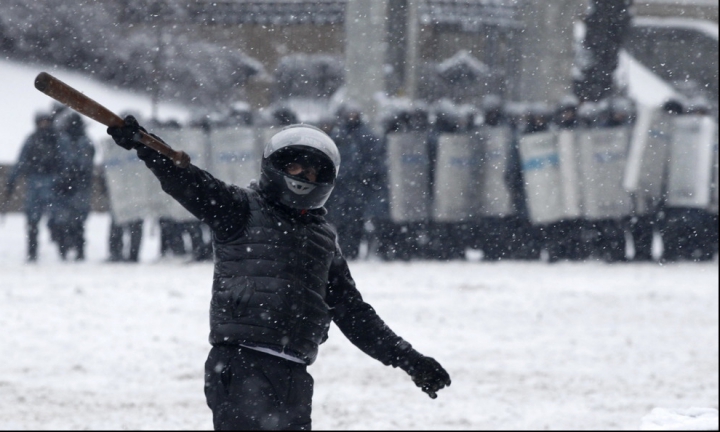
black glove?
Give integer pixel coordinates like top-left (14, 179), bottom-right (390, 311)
top-left (107, 115), bottom-right (145, 150)
top-left (405, 355), bottom-right (451, 399)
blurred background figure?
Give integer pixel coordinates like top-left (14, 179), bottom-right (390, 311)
top-left (505, 102), bottom-right (550, 261)
top-left (325, 102), bottom-right (383, 260)
top-left (159, 217), bottom-right (210, 261)
top-left (660, 96), bottom-right (717, 262)
top-left (596, 96), bottom-right (636, 263)
top-left (576, 98), bottom-right (634, 263)
top-left (159, 218), bottom-right (186, 258)
top-left (102, 110), bottom-right (146, 263)
top-left (4, 111), bottom-right (68, 262)
top-left (271, 105), bottom-right (299, 127)
top-left (475, 95), bottom-right (519, 261)
top-left (48, 112), bottom-right (96, 261)
top-left (629, 98), bottom-right (683, 262)
top-left (314, 115), bottom-right (336, 136)
top-left (426, 99), bottom-right (476, 261)
top-left (545, 95), bottom-right (590, 263)
top-left (107, 218), bottom-right (144, 263)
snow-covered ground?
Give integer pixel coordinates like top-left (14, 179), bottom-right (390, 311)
top-left (0, 212), bottom-right (717, 430)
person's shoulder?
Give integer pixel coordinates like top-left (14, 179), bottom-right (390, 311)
top-left (22, 130), bottom-right (41, 144)
top-left (228, 183), bottom-right (253, 200)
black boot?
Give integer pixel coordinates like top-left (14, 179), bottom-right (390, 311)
top-left (27, 222), bottom-right (39, 262)
top-left (127, 220), bottom-right (144, 262)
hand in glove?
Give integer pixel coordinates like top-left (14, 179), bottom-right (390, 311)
top-left (406, 355), bottom-right (451, 399)
top-left (107, 115), bottom-right (145, 150)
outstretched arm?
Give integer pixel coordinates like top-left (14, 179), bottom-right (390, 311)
top-left (107, 116), bottom-right (249, 240)
top-left (326, 254), bottom-right (451, 398)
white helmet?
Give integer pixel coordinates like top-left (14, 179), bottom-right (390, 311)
top-left (259, 124), bottom-right (341, 210)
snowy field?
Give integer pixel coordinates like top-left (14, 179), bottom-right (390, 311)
top-left (0, 212), bottom-right (717, 430)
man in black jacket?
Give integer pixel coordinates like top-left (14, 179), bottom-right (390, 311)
top-left (108, 117), bottom-right (450, 430)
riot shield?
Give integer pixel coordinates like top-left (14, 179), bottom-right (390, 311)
top-left (576, 126), bottom-right (633, 220)
top-left (386, 132), bottom-right (431, 223)
top-left (101, 138), bottom-right (156, 224)
top-left (666, 115), bottom-right (717, 209)
top-left (147, 126), bottom-right (208, 221)
top-left (209, 126), bottom-right (261, 188)
top-left (432, 132), bottom-right (482, 222)
top-left (256, 126), bottom-right (282, 152)
top-left (476, 126), bottom-right (515, 217)
top-left (623, 107), bottom-right (672, 215)
top-left (518, 130), bottom-right (566, 225)
top-left (557, 129), bottom-right (582, 218)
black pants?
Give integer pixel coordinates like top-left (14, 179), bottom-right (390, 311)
top-left (109, 219), bottom-right (144, 262)
top-left (545, 219), bottom-right (591, 262)
top-left (660, 207), bottom-right (715, 262)
top-left (204, 346), bottom-right (313, 431)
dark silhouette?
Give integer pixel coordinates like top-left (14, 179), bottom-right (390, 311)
top-left (48, 112), bottom-right (96, 261)
top-left (325, 103), bottom-right (383, 260)
top-left (4, 112), bottom-right (67, 262)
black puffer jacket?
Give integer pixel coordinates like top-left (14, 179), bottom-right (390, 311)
top-left (211, 189), bottom-right (336, 363)
top-left (136, 145), bottom-right (422, 367)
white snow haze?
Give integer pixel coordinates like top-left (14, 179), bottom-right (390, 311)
top-left (0, 59), bottom-right (718, 430)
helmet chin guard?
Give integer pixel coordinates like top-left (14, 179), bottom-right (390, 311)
top-left (259, 124), bottom-right (340, 210)
top-left (284, 177), bottom-right (316, 195)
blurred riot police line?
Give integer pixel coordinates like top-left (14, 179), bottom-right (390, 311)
top-left (624, 95), bottom-right (718, 263)
top-left (91, 95), bottom-right (716, 265)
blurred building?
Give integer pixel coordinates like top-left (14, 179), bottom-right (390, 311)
top-left (115, 0), bottom-right (717, 113)
top-left (1, 0), bottom-right (717, 211)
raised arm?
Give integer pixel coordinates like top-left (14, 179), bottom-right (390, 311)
top-left (107, 116), bottom-right (250, 240)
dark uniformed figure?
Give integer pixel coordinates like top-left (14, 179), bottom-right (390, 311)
top-left (504, 103), bottom-right (548, 261)
top-left (107, 217), bottom-right (144, 263)
top-left (545, 96), bottom-right (590, 262)
top-left (48, 112), bottom-right (96, 261)
top-left (630, 99), bottom-right (683, 262)
top-left (592, 97), bottom-right (635, 263)
top-left (107, 117), bottom-right (450, 430)
top-left (477, 96), bottom-right (521, 261)
top-left (660, 97), bottom-right (717, 262)
top-left (4, 112), bottom-right (68, 262)
top-left (325, 103), bottom-right (383, 260)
